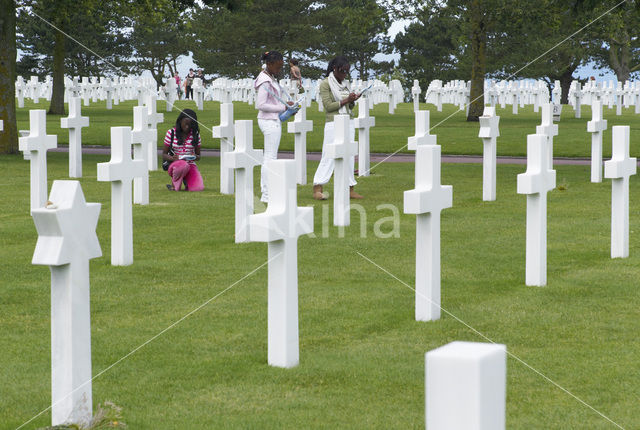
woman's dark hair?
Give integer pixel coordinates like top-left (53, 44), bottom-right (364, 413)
top-left (325, 56), bottom-right (349, 77)
top-left (289, 58), bottom-right (299, 66)
top-left (261, 51), bottom-right (283, 64)
top-left (175, 109), bottom-right (199, 146)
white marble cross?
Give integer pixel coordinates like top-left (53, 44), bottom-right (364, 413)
top-left (517, 134), bottom-right (556, 286)
top-left (31, 180), bottom-right (101, 427)
top-left (287, 103), bottom-right (313, 184)
top-left (604, 126), bottom-right (636, 258)
top-left (478, 106), bottom-right (500, 201)
top-left (412, 80), bottom-right (421, 112)
top-left (574, 83), bottom-right (582, 118)
top-left (131, 106), bottom-right (154, 205)
top-left (248, 160), bottom-right (313, 368)
top-left (587, 100), bottom-right (608, 183)
top-left (224, 120), bottom-right (263, 243)
top-left (103, 78), bottom-right (114, 110)
top-left (327, 115), bottom-right (357, 226)
top-left (426, 341), bottom-right (506, 430)
top-left (30, 76), bottom-right (40, 103)
top-left (145, 94), bottom-right (164, 171)
top-left (388, 88), bottom-right (395, 114)
top-left (212, 102), bottom-right (235, 194)
top-left (81, 78), bottom-right (91, 106)
top-left (16, 77), bottom-right (25, 108)
top-left (19, 110), bottom-right (58, 212)
top-left (97, 127), bottom-right (147, 266)
top-left (408, 110), bottom-right (436, 150)
top-left (403, 144), bottom-right (453, 321)
top-left (165, 78), bottom-right (177, 111)
top-left (60, 97), bottom-right (89, 178)
top-left (536, 103), bottom-right (558, 168)
top-left (193, 78), bottom-right (205, 110)
top-left (354, 98), bottom-right (376, 177)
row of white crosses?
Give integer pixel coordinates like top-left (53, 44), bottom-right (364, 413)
top-left (20, 98), bottom-right (634, 427)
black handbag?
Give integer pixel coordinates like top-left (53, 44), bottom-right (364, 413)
top-left (162, 128), bottom-right (175, 171)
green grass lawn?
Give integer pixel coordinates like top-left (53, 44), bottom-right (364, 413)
top-left (13, 98), bottom-right (640, 158)
top-left (2, 146), bottom-right (640, 428)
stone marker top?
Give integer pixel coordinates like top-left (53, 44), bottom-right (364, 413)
top-left (408, 110), bottom-right (436, 149)
top-left (249, 160), bottom-right (313, 242)
top-left (61, 97), bottom-right (89, 129)
top-left (212, 103), bottom-right (234, 139)
top-left (31, 180), bottom-right (101, 266)
top-left (326, 114), bottom-right (357, 159)
top-left (587, 100), bottom-right (607, 133)
top-left (19, 110), bottom-right (57, 153)
top-left (536, 103), bottom-right (558, 137)
top-left (478, 106), bottom-right (500, 139)
top-left (605, 126), bottom-right (636, 179)
top-left (404, 144), bottom-right (452, 215)
top-left (227, 120), bottom-right (263, 169)
top-left (427, 341), bottom-right (506, 359)
top-left (517, 134), bottom-right (556, 195)
top-left (97, 127), bottom-right (147, 182)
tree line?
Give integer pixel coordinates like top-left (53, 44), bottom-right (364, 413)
top-left (1, 0), bottom-right (639, 152)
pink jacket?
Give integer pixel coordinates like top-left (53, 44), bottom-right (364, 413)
top-left (254, 71), bottom-right (285, 120)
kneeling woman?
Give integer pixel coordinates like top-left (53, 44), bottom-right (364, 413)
top-left (162, 109), bottom-right (204, 191)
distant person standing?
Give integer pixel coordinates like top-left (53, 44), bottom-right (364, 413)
top-left (196, 69), bottom-right (207, 87)
top-left (183, 69), bottom-right (195, 100)
top-left (174, 72), bottom-right (182, 99)
top-left (289, 58), bottom-right (302, 90)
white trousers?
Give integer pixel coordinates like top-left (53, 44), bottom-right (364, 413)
top-left (258, 119), bottom-right (282, 202)
top-left (313, 120), bottom-right (357, 187)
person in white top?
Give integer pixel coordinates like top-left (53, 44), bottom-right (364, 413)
top-left (254, 50), bottom-right (294, 203)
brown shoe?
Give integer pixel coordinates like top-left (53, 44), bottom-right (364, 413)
top-left (313, 184), bottom-right (328, 200)
top-left (350, 186), bottom-right (363, 199)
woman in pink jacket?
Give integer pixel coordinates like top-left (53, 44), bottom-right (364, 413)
top-left (254, 50), bottom-right (293, 203)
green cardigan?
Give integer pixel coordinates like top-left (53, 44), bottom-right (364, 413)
top-left (319, 78), bottom-right (355, 123)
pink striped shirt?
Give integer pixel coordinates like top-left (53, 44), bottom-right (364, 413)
top-left (163, 127), bottom-right (200, 164)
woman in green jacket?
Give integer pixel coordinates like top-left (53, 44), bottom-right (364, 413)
top-left (312, 56), bottom-right (363, 200)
